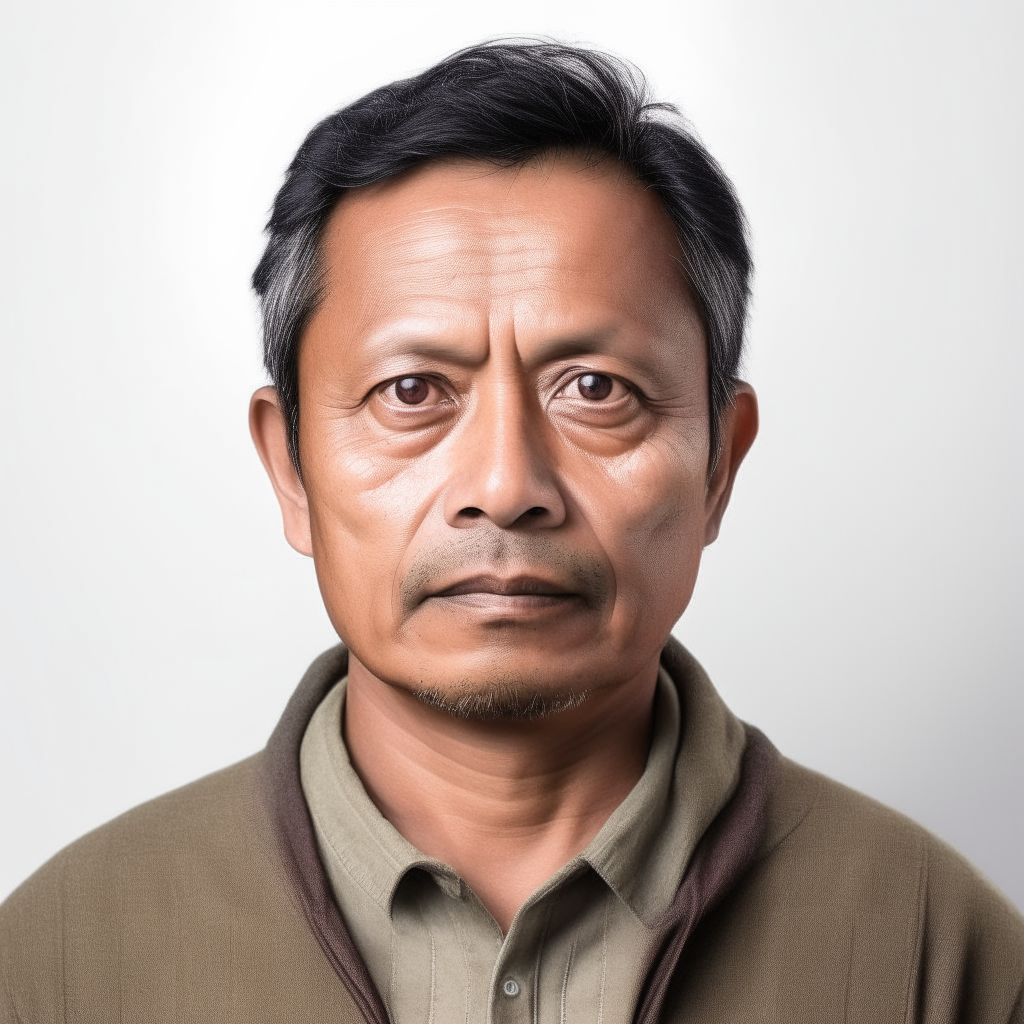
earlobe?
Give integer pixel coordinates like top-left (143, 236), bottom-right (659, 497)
top-left (248, 386), bottom-right (314, 556)
top-left (703, 384), bottom-right (758, 546)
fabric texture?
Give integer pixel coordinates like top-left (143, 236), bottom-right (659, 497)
top-left (1, 638), bottom-right (1022, 1024)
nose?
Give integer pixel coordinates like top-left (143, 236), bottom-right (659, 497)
top-left (443, 381), bottom-right (566, 530)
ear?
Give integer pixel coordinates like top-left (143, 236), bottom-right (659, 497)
top-left (249, 386), bottom-right (313, 556)
top-left (703, 383), bottom-right (758, 546)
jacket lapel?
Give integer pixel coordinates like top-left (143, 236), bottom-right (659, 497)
top-left (262, 644), bottom-right (391, 1024)
top-left (634, 642), bottom-right (779, 1022)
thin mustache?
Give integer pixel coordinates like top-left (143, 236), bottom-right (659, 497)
top-left (400, 534), bottom-right (609, 613)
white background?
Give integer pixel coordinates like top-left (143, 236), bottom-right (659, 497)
top-left (1, 0), bottom-right (1021, 909)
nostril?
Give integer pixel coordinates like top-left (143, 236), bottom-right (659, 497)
top-left (460, 507), bottom-right (484, 518)
top-left (526, 507), bottom-right (546, 517)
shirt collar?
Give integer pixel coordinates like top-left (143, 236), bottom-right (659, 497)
top-left (582, 651), bottom-right (746, 926)
top-left (301, 678), bottom-right (458, 910)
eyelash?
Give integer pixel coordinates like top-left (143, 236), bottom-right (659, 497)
top-left (376, 376), bottom-right (449, 404)
top-left (555, 370), bottom-right (643, 403)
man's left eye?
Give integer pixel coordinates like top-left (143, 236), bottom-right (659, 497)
top-left (393, 377), bottom-right (431, 405)
top-left (575, 373), bottom-right (615, 400)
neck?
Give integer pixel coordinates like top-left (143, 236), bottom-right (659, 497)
top-left (343, 653), bottom-right (660, 933)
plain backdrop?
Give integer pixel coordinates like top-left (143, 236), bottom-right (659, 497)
top-left (1, 0), bottom-right (1021, 910)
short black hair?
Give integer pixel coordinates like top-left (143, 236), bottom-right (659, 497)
top-left (253, 40), bottom-right (751, 470)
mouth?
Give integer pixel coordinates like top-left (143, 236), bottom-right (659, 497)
top-left (426, 574), bottom-right (583, 612)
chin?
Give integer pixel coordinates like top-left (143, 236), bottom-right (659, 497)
top-left (388, 637), bottom-right (627, 712)
top-left (411, 675), bottom-right (591, 722)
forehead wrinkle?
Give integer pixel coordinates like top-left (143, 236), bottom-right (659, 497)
top-left (380, 225), bottom-right (562, 285)
top-left (351, 242), bottom-right (572, 344)
top-left (341, 184), bottom-right (566, 264)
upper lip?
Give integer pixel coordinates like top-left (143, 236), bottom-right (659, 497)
top-left (430, 574), bottom-right (577, 599)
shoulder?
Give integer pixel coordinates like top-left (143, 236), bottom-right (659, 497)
top-left (0, 755), bottom-right (358, 1023)
top-left (0, 754), bottom-right (266, 926)
top-left (765, 757), bottom-right (1023, 944)
top-left (668, 753), bottom-right (1024, 1023)
top-left (767, 758), bottom-right (1024, 1020)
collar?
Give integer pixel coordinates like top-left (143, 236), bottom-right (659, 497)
top-left (586, 649), bottom-right (747, 926)
top-left (299, 676), bottom-right (466, 911)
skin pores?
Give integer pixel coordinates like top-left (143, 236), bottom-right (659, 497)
top-left (254, 152), bottom-right (755, 718)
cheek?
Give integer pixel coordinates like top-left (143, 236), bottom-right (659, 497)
top-left (576, 434), bottom-right (707, 625)
top-left (304, 403), bottom-right (444, 537)
top-left (302, 428), bottom-right (449, 639)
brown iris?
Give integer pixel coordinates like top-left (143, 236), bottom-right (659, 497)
top-left (577, 373), bottom-right (613, 400)
top-left (395, 377), bottom-right (430, 404)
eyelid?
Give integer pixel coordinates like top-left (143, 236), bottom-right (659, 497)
top-left (373, 373), bottom-right (454, 405)
top-left (552, 368), bottom-right (643, 402)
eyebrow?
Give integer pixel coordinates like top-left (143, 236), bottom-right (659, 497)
top-left (520, 329), bottom-right (620, 367)
top-left (357, 321), bottom-right (625, 369)
top-left (355, 322), bottom-right (490, 367)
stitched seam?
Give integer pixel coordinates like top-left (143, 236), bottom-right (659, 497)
top-left (901, 837), bottom-right (928, 1024)
top-left (1007, 975), bottom-right (1024, 1024)
top-left (559, 928), bottom-right (579, 1024)
top-left (532, 903), bottom-right (552, 1024)
top-left (753, 769), bottom-right (825, 867)
top-left (427, 931), bottom-right (436, 1024)
top-left (597, 892), bottom-right (610, 1024)
top-left (387, 909), bottom-right (398, 1020)
top-left (60, 861), bottom-right (68, 1024)
top-left (318, 826), bottom-right (397, 908)
top-left (0, 951), bottom-right (26, 1024)
top-left (841, 913), bottom-right (854, 1024)
top-left (440, 895), bottom-right (474, 1024)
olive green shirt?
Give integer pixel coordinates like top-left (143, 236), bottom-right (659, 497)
top-left (300, 667), bottom-right (746, 1024)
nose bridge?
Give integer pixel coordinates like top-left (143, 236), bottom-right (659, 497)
top-left (445, 363), bottom-right (565, 529)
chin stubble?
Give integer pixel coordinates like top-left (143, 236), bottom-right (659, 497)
top-left (413, 677), bottom-right (592, 721)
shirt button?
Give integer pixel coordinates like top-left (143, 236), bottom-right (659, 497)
top-left (502, 978), bottom-right (520, 998)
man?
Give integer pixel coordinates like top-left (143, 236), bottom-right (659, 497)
top-left (1, 40), bottom-right (1021, 1024)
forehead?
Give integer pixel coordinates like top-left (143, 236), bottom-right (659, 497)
top-left (329, 153), bottom-right (688, 307)
top-left (312, 153), bottom-right (701, 358)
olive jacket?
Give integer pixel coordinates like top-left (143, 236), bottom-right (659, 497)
top-left (2, 640), bottom-right (1022, 1023)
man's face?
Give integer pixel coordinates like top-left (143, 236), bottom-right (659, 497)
top-left (254, 154), bottom-right (754, 712)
